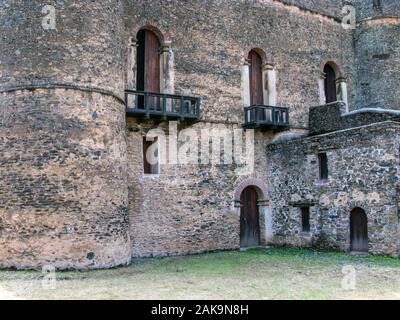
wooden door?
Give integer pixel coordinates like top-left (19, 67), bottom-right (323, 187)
top-left (136, 29), bottom-right (161, 109)
top-left (350, 208), bottom-right (368, 252)
top-left (248, 50), bottom-right (264, 106)
top-left (144, 30), bottom-right (160, 94)
top-left (240, 187), bottom-right (260, 248)
top-left (324, 64), bottom-right (337, 103)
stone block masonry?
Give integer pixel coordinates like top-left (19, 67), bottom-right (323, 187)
top-left (0, 89), bottom-right (131, 269)
top-left (0, 0), bottom-right (131, 269)
top-left (267, 121), bottom-right (400, 256)
top-left (123, 0), bottom-right (355, 259)
top-left (0, 0), bottom-right (399, 269)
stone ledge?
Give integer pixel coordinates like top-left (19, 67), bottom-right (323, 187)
top-left (267, 120), bottom-right (400, 150)
top-left (309, 103), bottom-right (400, 136)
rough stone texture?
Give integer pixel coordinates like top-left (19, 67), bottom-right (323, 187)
top-left (0, 1), bottom-right (130, 269)
top-left (0, 0), bottom-right (125, 95)
top-left (353, 0), bottom-right (400, 20)
top-left (276, 0), bottom-right (344, 19)
top-left (126, 120), bottom-right (272, 257)
top-left (0, 90), bottom-right (130, 269)
top-left (0, 0), bottom-right (399, 268)
top-left (352, 0), bottom-right (400, 110)
top-left (267, 121), bottom-right (400, 256)
top-left (124, 0), bottom-right (354, 129)
top-left (123, 0), bottom-right (355, 258)
top-left (309, 102), bottom-right (400, 135)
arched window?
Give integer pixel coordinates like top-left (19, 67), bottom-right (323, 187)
top-left (242, 48), bottom-right (277, 123)
top-left (127, 26), bottom-right (174, 96)
top-left (127, 27), bottom-right (175, 112)
top-left (136, 29), bottom-right (161, 94)
top-left (248, 50), bottom-right (264, 105)
top-left (324, 63), bottom-right (337, 103)
top-left (319, 61), bottom-right (348, 109)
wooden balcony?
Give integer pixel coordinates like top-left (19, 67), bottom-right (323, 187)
top-left (125, 90), bottom-right (201, 121)
top-left (244, 105), bottom-right (290, 130)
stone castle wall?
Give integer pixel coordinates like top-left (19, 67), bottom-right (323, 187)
top-left (353, 0), bottom-right (400, 20)
top-left (0, 0), bottom-right (398, 268)
top-left (124, 0), bottom-right (354, 129)
top-left (266, 121), bottom-right (400, 256)
top-left (352, 0), bottom-right (400, 110)
top-left (275, 0), bottom-right (344, 18)
top-left (123, 0), bottom-right (354, 258)
top-left (309, 102), bottom-right (400, 135)
top-left (0, 0), bottom-right (131, 269)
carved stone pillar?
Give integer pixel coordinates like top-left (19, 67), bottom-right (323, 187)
top-left (242, 59), bottom-right (251, 107)
top-left (318, 72), bottom-right (327, 105)
top-left (337, 77), bottom-right (349, 112)
top-left (160, 41), bottom-right (174, 94)
top-left (265, 63), bottom-right (277, 106)
top-left (127, 37), bottom-right (138, 90)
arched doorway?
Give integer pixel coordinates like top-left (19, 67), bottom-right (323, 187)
top-left (350, 208), bottom-right (368, 253)
top-left (324, 63), bottom-right (337, 103)
top-left (240, 186), bottom-right (260, 248)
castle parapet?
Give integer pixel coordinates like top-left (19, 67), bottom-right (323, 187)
top-left (309, 102), bottom-right (400, 136)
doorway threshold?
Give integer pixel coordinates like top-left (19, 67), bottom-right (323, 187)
top-left (350, 251), bottom-right (369, 256)
top-left (240, 245), bottom-right (267, 251)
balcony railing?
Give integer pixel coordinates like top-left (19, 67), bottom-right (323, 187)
top-left (244, 105), bottom-right (289, 130)
top-left (125, 90), bottom-right (201, 121)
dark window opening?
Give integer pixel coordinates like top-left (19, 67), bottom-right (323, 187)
top-left (373, 0), bottom-right (382, 10)
top-left (136, 29), bottom-right (146, 94)
top-left (143, 137), bottom-right (159, 175)
top-left (324, 64), bottom-right (337, 104)
top-left (318, 153), bottom-right (329, 180)
top-left (301, 207), bottom-right (310, 232)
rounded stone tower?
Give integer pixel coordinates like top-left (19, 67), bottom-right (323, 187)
top-left (353, 0), bottom-right (400, 109)
top-left (0, 1), bottom-right (130, 269)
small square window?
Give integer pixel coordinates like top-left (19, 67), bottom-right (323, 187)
top-left (143, 137), bottom-right (159, 175)
top-left (373, 0), bottom-right (382, 9)
top-left (301, 207), bottom-right (310, 232)
top-left (318, 153), bottom-right (328, 180)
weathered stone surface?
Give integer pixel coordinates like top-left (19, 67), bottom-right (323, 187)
top-left (352, 0), bottom-right (400, 110)
top-left (267, 121), bottom-right (400, 256)
top-left (0, 1), bottom-right (130, 269)
top-left (0, 0), bottom-right (399, 268)
top-left (124, 0), bottom-right (354, 129)
top-left (309, 103), bottom-right (400, 135)
top-left (121, 0), bottom-right (355, 258)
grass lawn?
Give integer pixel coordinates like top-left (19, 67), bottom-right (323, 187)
top-left (0, 247), bottom-right (400, 300)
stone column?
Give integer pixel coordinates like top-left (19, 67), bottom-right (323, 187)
top-left (265, 64), bottom-right (277, 106)
top-left (160, 41), bottom-right (174, 94)
top-left (258, 200), bottom-right (273, 244)
top-left (242, 60), bottom-right (251, 107)
top-left (126, 37), bottom-right (138, 109)
top-left (318, 72), bottom-right (327, 105)
top-left (337, 77), bottom-right (349, 112)
top-left (262, 65), bottom-right (269, 105)
top-left (126, 37), bottom-right (138, 90)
